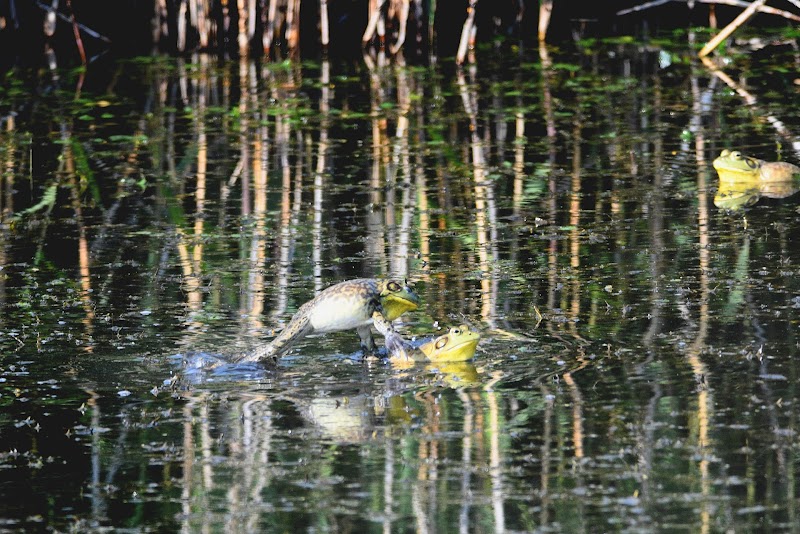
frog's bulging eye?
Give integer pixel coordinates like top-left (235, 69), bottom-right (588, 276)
top-left (731, 151), bottom-right (742, 159)
top-left (452, 328), bottom-right (461, 335)
top-left (745, 158), bottom-right (758, 169)
top-left (435, 337), bottom-right (449, 350)
top-left (387, 281), bottom-right (401, 292)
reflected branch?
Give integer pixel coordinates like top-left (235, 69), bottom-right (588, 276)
top-left (700, 55), bottom-right (800, 154)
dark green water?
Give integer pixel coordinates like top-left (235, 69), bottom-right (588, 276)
top-left (2, 38), bottom-right (800, 532)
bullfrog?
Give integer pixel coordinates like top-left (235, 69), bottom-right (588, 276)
top-left (372, 314), bottom-right (481, 363)
top-left (713, 150), bottom-right (800, 211)
top-left (712, 149), bottom-right (800, 182)
top-left (237, 278), bottom-right (420, 363)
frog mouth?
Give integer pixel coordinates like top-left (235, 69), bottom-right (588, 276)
top-left (382, 291), bottom-right (421, 318)
top-left (428, 335), bottom-right (480, 362)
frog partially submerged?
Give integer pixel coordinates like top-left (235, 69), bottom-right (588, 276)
top-left (237, 278), bottom-right (420, 364)
top-left (373, 315), bottom-right (481, 363)
top-left (713, 150), bottom-right (800, 210)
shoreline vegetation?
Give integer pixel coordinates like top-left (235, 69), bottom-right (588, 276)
top-left (1, 0), bottom-right (799, 68)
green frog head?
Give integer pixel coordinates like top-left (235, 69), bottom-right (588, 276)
top-left (379, 279), bottom-right (421, 321)
top-left (713, 149), bottom-right (762, 180)
top-left (418, 324), bottom-right (481, 362)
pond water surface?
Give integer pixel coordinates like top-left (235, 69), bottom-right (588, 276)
top-left (2, 37), bottom-right (800, 532)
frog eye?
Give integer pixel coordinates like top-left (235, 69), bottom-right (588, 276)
top-left (730, 151), bottom-right (742, 159)
top-left (720, 149), bottom-right (730, 157)
top-left (745, 157), bottom-right (758, 169)
top-left (435, 337), bottom-right (449, 349)
top-left (451, 328), bottom-right (461, 335)
top-left (387, 281), bottom-right (401, 292)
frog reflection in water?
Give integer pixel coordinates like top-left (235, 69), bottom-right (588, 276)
top-left (237, 278), bottom-right (420, 364)
top-left (712, 149), bottom-right (800, 211)
top-left (372, 314), bottom-right (481, 363)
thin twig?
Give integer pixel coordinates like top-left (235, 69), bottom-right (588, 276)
top-left (699, 0), bottom-right (800, 22)
top-left (66, 0), bottom-right (87, 64)
top-left (617, 0), bottom-right (671, 16)
top-left (35, 0), bottom-right (111, 43)
top-left (619, 0), bottom-right (799, 22)
top-left (699, 0), bottom-right (767, 57)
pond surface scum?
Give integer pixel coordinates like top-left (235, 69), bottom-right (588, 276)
top-left (2, 34), bottom-right (800, 532)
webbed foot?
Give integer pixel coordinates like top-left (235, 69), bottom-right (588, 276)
top-left (384, 330), bottom-right (411, 361)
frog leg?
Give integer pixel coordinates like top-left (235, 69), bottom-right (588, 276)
top-left (371, 310), bottom-right (410, 361)
top-left (358, 296), bottom-right (385, 354)
top-left (238, 314), bottom-right (313, 363)
top-left (357, 324), bottom-right (377, 353)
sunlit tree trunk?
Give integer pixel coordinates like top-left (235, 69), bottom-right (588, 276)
top-left (538, 0), bottom-right (553, 42)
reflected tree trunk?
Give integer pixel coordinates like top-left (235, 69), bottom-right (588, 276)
top-left (457, 388), bottom-right (474, 534)
top-left (688, 57), bottom-right (714, 534)
top-left (539, 43), bottom-right (559, 326)
top-left (60, 121), bottom-right (95, 349)
top-left (365, 53), bottom-right (389, 275)
top-left (391, 62), bottom-right (413, 278)
top-left (247, 60), bottom-right (269, 329)
top-left (383, 434), bottom-right (395, 534)
top-left (414, 89), bottom-right (431, 281)
top-left (638, 72), bottom-right (665, 510)
top-left (0, 116), bottom-right (13, 329)
top-left (314, 61), bottom-right (331, 290)
top-left (457, 64), bottom-right (497, 327)
top-left (569, 111), bottom-right (582, 333)
top-left (485, 374), bottom-right (505, 533)
top-left (175, 57), bottom-right (210, 330)
top-left (539, 384), bottom-right (554, 526)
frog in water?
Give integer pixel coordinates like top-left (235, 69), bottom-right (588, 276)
top-left (373, 314), bottom-right (481, 363)
top-left (713, 149), bottom-right (800, 182)
top-left (237, 278), bottom-right (420, 364)
top-left (712, 150), bottom-right (800, 210)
